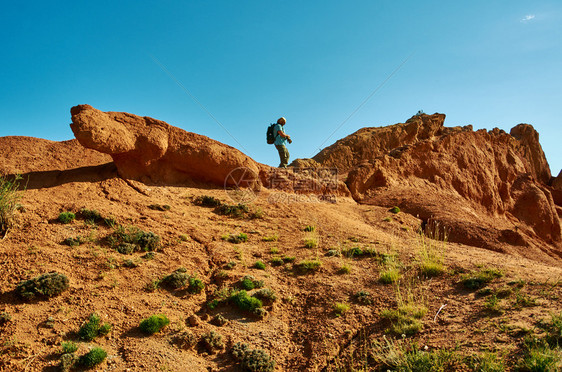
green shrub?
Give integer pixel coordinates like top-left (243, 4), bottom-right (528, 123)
top-left (161, 268), bottom-right (189, 289)
top-left (303, 225), bottom-right (315, 232)
top-left (333, 302), bottom-right (350, 316)
top-left (79, 347), bottom-right (107, 368)
top-left (59, 353), bottom-right (78, 372)
top-left (338, 264), bottom-right (351, 274)
top-left (108, 226), bottom-right (161, 253)
top-left (304, 238), bottom-right (317, 248)
top-left (201, 331), bottom-right (224, 353)
top-left (354, 290), bottom-right (373, 305)
top-left (63, 236), bottom-right (82, 247)
top-left (78, 313), bottom-right (111, 341)
top-left (232, 342), bottom-right (275, 372)
top-left (15, 272), bottom-right (69, 299)
top-left (270, 257), bottom-right (284, 266)
top-left (240, 275), bottom-right (263, 290)
top-left (295, 260), bottom-right (321, 274)
top-left (139, 314), bottom-right (170, 335)
top-left (262, 235), bottom-right (278, 242)
top-left (230, 290), bottom-right (263, 313)
top-left (253, 288), bottom-right (277, 303)
top-left (223, 233), bottom-right (248, 244)
top-left (61, 341), bottom-right (78, 354)
top-left (282, 256), bottom-right (296, 263)
top-left (517, 343), bottom-right (561, 371)
top-left (381, 303), bottom-right (428, 336)
top-left (188, 276), bottom-right (205, 293)
top-left (195, 195), bottom-right (222, 207)
top-left (79, 209), bottom-right (101, 224)
top-left (325, 249), bottom-right (341, 257)
top-left (216, 203), bottom-right (248, 218)
top-left (254, 261), bottom-right (266, 270)
top-left (466, 352), bottom-right (506, 372)
top-left (379, 268), bottom-right (400, 284)
top-left (172, 331), bottom-right (197, 350)
top-left (212, 314), bottom-right (228, 327)
top-left (461, 268), bottom-right (503, 290)
top-left (0, 175), bottom-right (22, 236)
top-left (58, 211), bottom-right (75, 224)
top-left (484, 295), bottom-right (503, 314)
top-left (389, 206), bottom-right (401, 214)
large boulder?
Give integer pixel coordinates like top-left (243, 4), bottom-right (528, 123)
top-left (70, 105), bottom-right (260, 186)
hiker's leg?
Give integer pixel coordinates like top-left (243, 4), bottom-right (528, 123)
top-left (283, 146), bottom-right (290, 167)
top-left (275, 145), bottom-right (286, 168)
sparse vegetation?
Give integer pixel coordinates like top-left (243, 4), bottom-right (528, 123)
top-left (201, 331), bottom-right (224, 353)
top-left (15, 271), bottom-right (69, 299)
top-left (462, 267), bottom-right (503, 289)
top-left (195, 195), bottom-right (222, 207)
top-left (354, 290), bottom-right (373, 305)
top-left (61, 341), bottom-right (78, 354)
top-left (253, 288), bottom-right (277, 303)
top-left (58, 211), bottom-right (76, 224)
top-left (148, 203), bottom-right (171, 211)
top-left (417, 231), bottom-right (446, 277)
top-left (270, 257), bottom-right (284, 266)
top-left (78, 313), bottom-right (111, 341)
top-left (232, 342), bottom-right (275, 372)
top-left (230, 290), bottom-right (263, 314)
top-left (381, 286), bottom-right (427, 336)
top-left (0, 175), bottom-right (22, 235)
top-left (338, 263), bottom-right (351, 274)
top-left (172, 330), bottom-right (197, 350)
top-left (389, 206), bottom-right (401, 214)
top-left (0, 311), bottom-right (11, 325)
top-left (223, 232), bottom-right (248, 244)
top-left (216, 203), bottom-right (249, 218)
top-left (79, 346), bottom-right (107, 368)
top-left (254, 260), bottom-right (266, 270)
top-left (303, 238), bottom-right (317, 248)
top-left (239, 275), bottom-right (264, 290)
top-left (262, 235), bottom-right (278, 242)
top-left (379, 267), bottom-right (400, 284)
top-left (303, 225), bottom-right (315, 232)
top-left (139, 314), bottom-right (170, 335)
top-left (161, 268), bottom-right (189, 289)
top-left (108, 225), bottom-right (161, 253)
top-left (295, 259), bottom-right (322, 274)
top-left (333, 302), bottom-right (350, 316)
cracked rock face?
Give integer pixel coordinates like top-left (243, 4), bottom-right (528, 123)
top-left (70, 104), bottom-right (260, 187)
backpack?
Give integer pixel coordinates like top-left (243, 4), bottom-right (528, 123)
top-left (266, 123), bottom-right (276, 144)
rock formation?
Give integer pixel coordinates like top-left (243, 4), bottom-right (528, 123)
top-left (296, 113), bottom-right (561, 258)
top-left (70, 104), bottom-right (260, 187)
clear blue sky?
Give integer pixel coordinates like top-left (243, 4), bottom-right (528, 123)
top-left (1, 1), bottom-right (561, 175)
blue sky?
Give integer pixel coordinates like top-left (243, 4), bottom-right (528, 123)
top-left (1, 1), bottom-right (561, 175)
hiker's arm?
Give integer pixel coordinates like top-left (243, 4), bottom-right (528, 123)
top-left (277, 130), bottom-right (291, 140)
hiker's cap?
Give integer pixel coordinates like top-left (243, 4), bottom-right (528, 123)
top-left (277, 117), bottom-right (286, 124)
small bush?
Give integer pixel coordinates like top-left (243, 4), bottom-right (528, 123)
top-left (295, 259), bottom-right (321, 274)
top-left (254, 261), bottom-right (266, 270)
top-left (0, 175), bottom-right (22, 236)
top-left (161, 268), bottom-right (189, 289)
top-left (216, 203), bottom-right (248, 218)
top-left (338, 264), bottom-right (351, 274)
top-left (333, 302), bottom-right (350, 316)
top-left (282, 256), bottom-right (296, 263)
top-left (79, 347), bottom-right (107, 368)
top-left (389, 206), bottom-right (401, 214)
top-left (195, 195), bottom-right (222, 207)
top-left (379, 268), bottom-right (400, 284)
top-left (303, 225), bottom-right (315, 232)
top-left (172, 331), bottom-right (197, 350)
top-left (188, 276), bottom-right (205, 293)
top-left (78, 313), bottom-right (111, 341)
top-left (232, 342), bottom-right (275, 372)
top-left (303, 238), bottom-right (317, 249)
top-left (484, 295), bottom-right (503, 314)
top-left (59, 353), bottom-right (78, 372)
top-left (326, 249), bottom-right (341, 257)
top-left (354, 290), bottom-right (373, 305)
top-left (63, 236), bottom-right (82, 247)
top-left (262, 235), bottom-right (278, 242)
top-left (15, 272), bottom-right (69, 299)
top-left (239, 275), bottom-right (264, 290)
top-left (139, 314), bottom-right (170, 335)
top-left (381, 303), bottom-right (428, 336)
top-left (253, 288), bottom-right (277, 303)
top-left (270, 257), bottom-right (284, 266)
top-left (462, 268), bottom-right (503, 290)
top-left (61, 341), bottom-right (78, 354)
top-left (212, 314), bottom-right (228, 327)
top-left (270, 247), bottom-right (279, 254)
top-left (79, 209), bottom-right (101, 224)
top-left (108, 226), bottom-right (161, 253)
top-left (230, 290), bottom-right (263, 313)
top-left (58, 211), bottom-right (75, 224)
top-left (223, 233), bottom-right (248, 244)
top-left (201, 331), bottom-right (224, 353)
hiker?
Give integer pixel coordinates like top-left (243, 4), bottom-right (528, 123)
top-left (273, 117), bottom-right (292, 168)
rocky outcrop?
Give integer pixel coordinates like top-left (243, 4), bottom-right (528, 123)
top-left (70, 105), bottom-right (260, 187)
top-left (302, 113), bottom-right (560, 257)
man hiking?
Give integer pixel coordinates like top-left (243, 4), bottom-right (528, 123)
top-left (273, 117), bottom-right (292, 168)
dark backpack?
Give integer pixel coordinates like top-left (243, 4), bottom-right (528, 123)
top-left (266, 123), bottom-right (276, 144)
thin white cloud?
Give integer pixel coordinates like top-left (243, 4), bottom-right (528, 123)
top-left (521, 14), bottom-right (536, 22)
